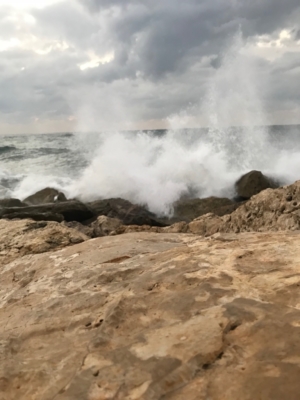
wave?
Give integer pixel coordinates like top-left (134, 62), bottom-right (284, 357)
top-left (0, 145), bottom-right (16, 154)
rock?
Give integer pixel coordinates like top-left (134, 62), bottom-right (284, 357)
top-left (163, 221), bottom-right (189, 233)
top-left (173, 196), bottom-right (237, 222)
top-left (0, 219), bottom-right (88, 266)
top-left (2, 231), bottom-right (300, 398)
top-left (0, 200), bottom-right (95, 223)
top-left (235, 170), bottom-right (278, 200)
top-left (88, 198), bottom-right (167, 226)
top-left (187, 180), bottom-right (300, 236)
top-left (0, 198), bottom-right (25, 207)
top-left (120, 224), bottom-right (163, 234)
top-left (2, 211), bottom-right (64, 223)
top-left (61, 221), bottom-right (94, 237)
top-left (189, 213), bottom-right (223, 236)
top-left (24, 187), bottom-right (67, 205)
top-left (91, 215), bottom-right (123, 237)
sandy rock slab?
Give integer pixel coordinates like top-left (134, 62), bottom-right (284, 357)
top-left (2, 231), bottom-right (300, 399)
top-left (0, 219), bottom-right (88, 266)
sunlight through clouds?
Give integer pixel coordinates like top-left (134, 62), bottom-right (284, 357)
top-left (78, 51), bottom-right (115, 70)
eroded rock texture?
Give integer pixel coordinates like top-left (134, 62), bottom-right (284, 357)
top-left (1, 230), bottom-right (300, 399)
top-left (0, 219), bottom-right (88, 266)
top-left (183, 180), bottom-right (300, 236)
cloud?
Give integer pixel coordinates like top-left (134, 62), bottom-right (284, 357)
top-left (0, 0), bottom-right (299, 133)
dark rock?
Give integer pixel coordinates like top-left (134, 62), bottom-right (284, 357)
top-left (3, 212), bottom-right (64, 223)
top-left (235, 170), bottom-right (278, 200)
top-left (0, 198), bottom-right (26, 208)
top-left (62, 221), bottom-right (94, 237)
top-left (0, 201), bottom-right (95, 223)
top-left (24, 187), bottom-right (67, 205)
top-left (87, 198), bottom-right (168, 227)
top-left (172, 196), bottom-right (237, 223)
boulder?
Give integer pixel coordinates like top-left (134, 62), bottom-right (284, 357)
top-left (91, 215), bottom-right (123, 237)
top-left (88, 198), bottom-right (168, 226)
top-left (0, 200), bottom-right (95, 223)
top-left (2, 230), bottom-right (300, 398)
top-left (0, 218), bottom-right (88, 266)
top-left (24, 187), bottom-right (67, 205)
top-left (172, 196), bottom-right (238, 222)
top-left (0, 198), bottom-right (26, 207)
top-left (235, 170), bottom-right (278, 200)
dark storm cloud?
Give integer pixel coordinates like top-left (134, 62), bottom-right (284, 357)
top-left (76, 0), bottom-right (300, 80)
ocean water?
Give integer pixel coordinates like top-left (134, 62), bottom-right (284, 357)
top-left (1, 125), bottom-right (300, 216)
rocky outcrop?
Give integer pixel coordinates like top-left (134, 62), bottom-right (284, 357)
top-left (24, 187), bottom-right (67, 205)
top-left (0, 219), bottom-right (88, 266)
top-left (2, 230), bottom-right (300, 399)
top-left (235, 170), bottom-right (278, 200)
top-left (173, 196), bottom-right (239, 222)
top-left (184, 180), bottom-right (300, 236)
top-left (0, 200), bottom-right (95, 223)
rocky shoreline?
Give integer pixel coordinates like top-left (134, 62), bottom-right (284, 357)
top-left (2, 170), bottom-right (300, 399)
top-left (0, 170), bottom-right (279, 236)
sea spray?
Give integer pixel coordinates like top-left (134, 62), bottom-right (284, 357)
top-left (67, 129), bottom-right (237, 215)
top-left (65, 32), bottom-right (274, 215)
top-left (204, 30), bottom-right (271, 170)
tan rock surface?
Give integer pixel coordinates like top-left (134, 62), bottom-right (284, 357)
top-left (0, 219), bottom-right (88, 266)
top-left (91, 215), bottom-right (123, 237)
top-left (187, 180), bottom-right (300, 235)
top-left (2, 230), bottom-right (300, 399)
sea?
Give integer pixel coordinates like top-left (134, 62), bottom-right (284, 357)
top-left (1, 125), bottom-right (300, 216)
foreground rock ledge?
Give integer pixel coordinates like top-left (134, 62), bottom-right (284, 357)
top-left (1, 231), bottom-right (300, 399)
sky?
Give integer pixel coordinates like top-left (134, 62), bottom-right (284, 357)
top-left (0, 0), bottom-right (299, 134)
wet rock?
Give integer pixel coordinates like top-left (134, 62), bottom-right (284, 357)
top-left (2, 211), bottom-right (64, 223)
top-left (24, 187), bottom-right (67, 205)
top-left (0, 198), bottom-right (26, 208)
top-left (2, 231), bottom-right (300, 398)
top-left (0, 200), bottom-right (95, 223)
top-left (173, 196), bottom-right (237, 222)
top-left (235, 170), bottom-right (278, 200)
top-left (88, 198), bottom-right (167, 226)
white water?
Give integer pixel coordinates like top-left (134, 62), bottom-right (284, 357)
top-left (5, 33), bottom-right (300, 215)
top-left (62, 33), bottom-right (295, 215)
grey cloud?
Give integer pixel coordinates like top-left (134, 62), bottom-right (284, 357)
top-left (0, 47), bottom-right (82, 122)
top-left (76, 0), bottom-right (300, 81)
top-left (31, 2), bottom-right (98, 50)
top-left (0, 0), bottom-right (299, 132)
